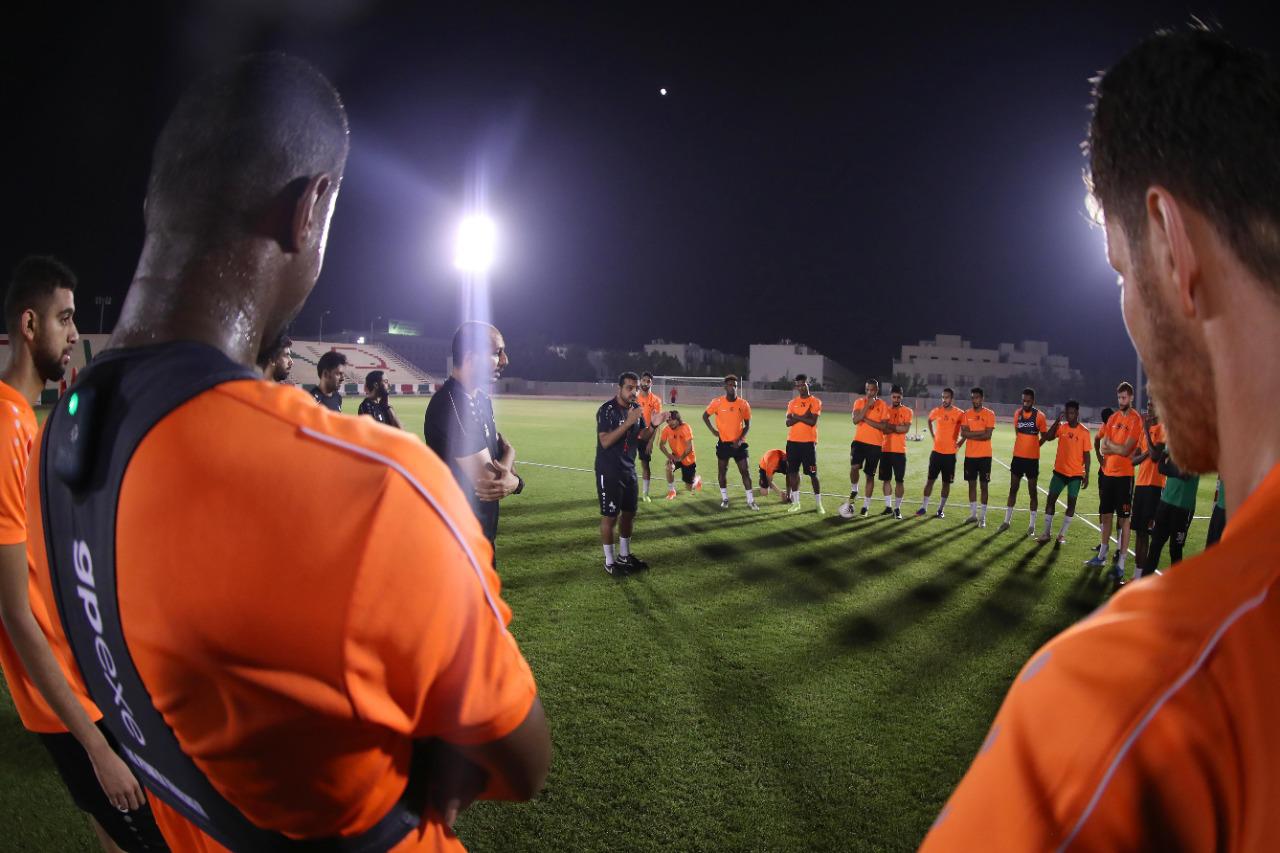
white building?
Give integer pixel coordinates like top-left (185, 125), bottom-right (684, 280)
top-left (892, 334), bottom-right (1081, 394)
top-left (749, 340), bottom-right (856, 388)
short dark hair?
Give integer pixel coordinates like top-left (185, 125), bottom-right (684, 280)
top-left (890, 384), bottom-right (903, 395)
top-left (668, 409), bottom-right (681, 421)
top-left (942, 387), bottom-right (954, 396)
top-left (1101, 407), bottom-right (1115, 423)
top-left (1022, 387), bottom-right (1036, 400)
top-left (5, 255), bottom-right (77, 336)
top-left (1066, 399), bottom-right (1080, 411)
top-left (724, 374), bottom-right (739, 384)
top-left (365, 370), bottom-right (385, 391)
top-left (641, 371), bottom-right (654, 380)
top-left (970, 386), bottom-right (984, 397)
top-left (1117, 381), bottom-right (1135, 395)
top-left (794, 374), bottom-right (808, 383)
top-left (317, 350), bottom-right (347, 377)
top-left (866, 377), bottom-right (879, 388)
top-left (255, 332), bottom-right (291, 368)
top-left (451, 321), bottom-right (498, 366)
top-left (618, 371), bottom-right (639, 386)
top-left (1088, 28), bottom-right (1280, 290)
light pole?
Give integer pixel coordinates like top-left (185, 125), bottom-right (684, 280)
top-left (319, 309), bottom-right (331, 343)
top-left (94, 296), bottom-right (112, 333)
top-left (370, 315), bottom-right (382, 338)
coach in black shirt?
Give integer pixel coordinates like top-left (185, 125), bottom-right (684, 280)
top-left (425, 322), bottom-right (521, 546)
top-left (357, 370), bottom-right (401, 427)
top-left (596, 371), bottom-right (663, 576)
top-left (309, 350), bottom-right (347, 411)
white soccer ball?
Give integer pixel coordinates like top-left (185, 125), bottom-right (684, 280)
top-left (838, 502), bottom-right (855, 519)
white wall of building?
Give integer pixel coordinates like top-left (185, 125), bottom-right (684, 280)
top-left (892, 334), bottom-right (1080, 394)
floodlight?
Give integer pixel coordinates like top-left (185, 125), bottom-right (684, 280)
top-left (454, 214), bottom-right (497, 273)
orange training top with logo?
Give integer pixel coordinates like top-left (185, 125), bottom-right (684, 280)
top-left (0, 380), bottom-right (100, 733)
top-left (637, 390), bottom-right (663, 428)
top-left (1012, 407), bottom-right (1048, 460)
top-left (1049, 422), bottom-right (1091, 479)
top-left (27, 379), bottom-right (538, 851)
top-left (1136, 423), bottom-right (1167, 489)
top-left (922, 462), bottom-right (1280, 852)
top-left (882, 405), bottom-right (913, 454)
top-left (706, 396), bottom-right (752, 443)
top-left (661, 423), bottom-right (695, 464)
top-left (961, 407), bottom-right (997, 458)
top-left (1101, 408), bottom-right (1144, 477)
top-left (929, 406), bottom-right (963, 455)
top-left (852, 397), bottom-right (889, 446)
top-left (759, 449), bottom-right (786, 479)
top-left (786, 395), bottom-right (822, 443)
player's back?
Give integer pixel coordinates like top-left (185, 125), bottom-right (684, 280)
top-left (30, 369), bottom-right (535, 851)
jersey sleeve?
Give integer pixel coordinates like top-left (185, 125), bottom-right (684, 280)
top-left (1037, 411), bottom-right (1047, 433)
top-left (813, 398), bottom-right (823, 415)
top-left (343, 466), bottom-right (537, 746)
top-left (853, 398), bottom-right (865, 414)
top-left (984, 409), bottom-right (997, 430)
top-left (742, 400), bottom-right (752, 420)
top-left (0, 416), bottom-right (27, 544)
top-left (596, 404), bottom-right (612, 434)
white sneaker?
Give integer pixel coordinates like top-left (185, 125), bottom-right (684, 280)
top-left (978, 517), bottom-right (987, 529)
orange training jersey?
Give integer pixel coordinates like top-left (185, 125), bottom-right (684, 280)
top-left (1049, 422), bottom-right (1091, 479)
top-left (759, 449), bottom-right (786, 478)
top-left (661, 422), bottom-right (695, 464)
top-left (961, 407), bottom-right (997, 458)
top-left (637, 390), bottom-right (663, 428)
top-left (1101, 408), bottom-right (1144, 477)
top-left (27, 379), bottom-right (538, 851)
top-left (922, 462), bottom-right (1280, 852)
top-left (882, 405), bottom-right (913, 454)
top-left (1012, 407), bottom-right (1048, 459)
top-left (929, 406), bottom-right (963, 455)
top-left (852, 397), bottom-right (889, 446)
top-left (0, 381), bottom-right (100, 733)
top-left (706, 396), bottom-right (752, 443)
top-left (1136, 423), bottom-right (1167, 489)
top-left (786, 395), bottom-right (822, 442)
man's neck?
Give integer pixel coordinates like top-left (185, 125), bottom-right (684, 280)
top-left (0, 351), bottom-right (45, 402)
top-left (615, 395), bottom-right (628, 408)
top-left (451, 369), bottom-right (479, 397)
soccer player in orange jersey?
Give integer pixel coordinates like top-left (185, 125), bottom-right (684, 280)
top-left (1129, 396), bottom-right (1166, 570)
top-left (1086, 381), bottom-right (1144, 584)
top-left (916, 387), bottom-right (964, 518)
top-left (840, 378), bottom-right (890, 518)
top-left (877, 385), bottom-right (913, 519)
top-left (1036, 400), bottom-right (1092, 545)
top-left (924, 29), bottom-right (1280, 848)
top-left (658, 410), bottom-right (702, 498)
top-left (756, 448), bottom-right (789, 500)
top-left (635, 372), bottom-right (664, 502)
top-left (702, 375), bottom-right (758, 510)
top-left (998, 387), bottom-right (1048, 535)
top-left (784, 374), bottom-right (824, 513)
top-left (956, 386), bottom-right (997, 527)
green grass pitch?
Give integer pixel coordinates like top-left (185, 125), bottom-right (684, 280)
top-left (0, 395), bottom-right (1219, 850)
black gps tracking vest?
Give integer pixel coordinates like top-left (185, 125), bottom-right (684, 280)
top-left (41, 342), bottom-right (421, 852)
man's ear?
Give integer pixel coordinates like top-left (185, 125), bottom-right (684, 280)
top-left (19, 308), bottom-right (37, 344)
top-left (287, 173), bottom-right (334, 254)
top-left (1146, 187), bottom-right (1200, 319)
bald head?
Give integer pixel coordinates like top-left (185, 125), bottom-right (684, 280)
top-left (451, 321), bottom-right (508, 389)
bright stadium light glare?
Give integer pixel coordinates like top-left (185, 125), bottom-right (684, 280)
top-left (454, 214), bottom-right (497, 273)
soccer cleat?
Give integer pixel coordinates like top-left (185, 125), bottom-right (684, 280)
top-left (978, 517), bottom-right (987, 529)
top-left (618, 554), bottom-right (649, 572)
top-left (1035, 534), bottom-right (1052, 544)
top-left (1084, 555), bottom-right (1107, 568)
top-left (665, 491), bottom-right (677, 501)
top-left (1109, 566), bottom-right (1126, 587)
top-left (1026, 527), bottom-right (1037, 538)
top-left (641, 494), bottom-right (652, 503)
top-left (817, 503), bottom-right (826, 514)
top-left (997, 522), bottom-right (1010, 533)
top-left (859, 506), bottom-right (869, 517)
top-left (693, 475), bottom-right (703, 491)
top-left (963, 516), bottom-right (977, 525)
top-left (747, 502), bottom-right (761, 511)
top-left (935, 510), bottom-right (945, 519)
top-left (720, 498), bottom-right (730, 510)
top-left (893, 508), bottom-right (902, 519)
top-left (1055, 534), bottom-right (1067, 546)
top-left (914, 508), bottom-right (927, 517)
top-left (604, 562), bottom-right (626, 577)
top-left (881, 506), bottom-right (894, 516)
top-left (787, 500), bottom-right (803, 513)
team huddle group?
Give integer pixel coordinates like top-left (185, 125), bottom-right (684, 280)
top-left (595, 371), bottom-right (1226, 584)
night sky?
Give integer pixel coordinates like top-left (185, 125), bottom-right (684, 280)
top-left (7, 2), bottom-right (1280, 381)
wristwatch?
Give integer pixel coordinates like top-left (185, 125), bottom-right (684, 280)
top-left (513, 475), bottom-right (525, 495)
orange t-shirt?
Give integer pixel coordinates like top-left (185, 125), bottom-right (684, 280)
top-left (759, 449), bottom-right (786, 478)
top-left (961, 407), bottom-right (997, 458)
top-left (1136, 423), bottom-right (1167, 489)
top-left (1101, 407), bottom-right (1144, 477)
top-left (929, 406), bottom-right (963, 455)
top-left (636, 390), bottom-right (663, 428)
top-left (922, 462), bottom-right (1280, 851)
top-left (27, 380), bottom-right (538, 851)
top-left (0, 381), bottom-right (101, 733)
top-left (882, 405), bottom-right (913, 454)
top-left (1012, 407), bottom-right (1048, 460)
top-left (661, 423), bottom-right (695, 464)
top-left (786, 395), bottom-right (822, 443)
top-left (852, 397), bottom-right (889, 446)
top-left (705, 396), bottom-right (751, 443)
top-left (1049, 422), bottom-right (1092, 479)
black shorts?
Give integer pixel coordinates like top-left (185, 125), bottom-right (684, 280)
top-left (1131, 485), bottom-right (1162, 532)
top-left (850, 440), bottom-right (882, 471)
top-left (785, 441), bottom-right (817, 477)
top-left (1153, 500), bottom-right (1194, 545)
top-left (1098, 473), bottom-right (1134, 518)
top-left (597, 471), bottom-right (638, 517)
top-left (878, 451), bottom-right (907, 483)
top-left (37, 723), bottom-right (169, 851)
top-left (674, 461), bottom-right (697, 485)
top-left (963, 456), bottom-right (992, 482)
top-left (1206, 505), bottom-right (1227, 547)
top-left (637, 444), bottom-right (653, 463)
top-left (716, 440), bottom-right (749, 462)
top-left (1010, 457), bottom-right (1040, 480)
top-left (927, 451), bottom-right (956, 484)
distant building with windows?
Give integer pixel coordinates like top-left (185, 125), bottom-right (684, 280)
top-left (892, 334), bottom-right (1081, 395)
top-left (749, 340), bottom-right (856, 388)
top-left (643, 340), bottom-right (727, 371)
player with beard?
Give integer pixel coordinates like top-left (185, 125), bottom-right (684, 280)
top-left (840, 379), bottom-right (889, 518)
top-left (957, 387), bottom-right (997, 527)
top-left (309, 349), bottom-right (347, 411)
top-left (635, 372), bottom-right (663, 502)
top-left (1129, 396), bottom-right (1167, 569)
top-left (877, 385), bottom-right (913, 519)
top-left (657, 410), bottom-right (701, 498)
top-left (1086, 382), bottom-right (1143, 584)
top-left (357, 370), bottom-right (401, 428)
top-left (925, 29), bottom-right (1280, 848)
top-left (916, 387), bottom-right (963, 518)
top-left (998, 387), bottom-right (1048, 535)
top-left (784, 374), bottom-right (824, 513)
top-left (597, 372), bottom-right (661, 573)
top-left (1036, 401), bottom-right (1092, 545)
top-left (0, 257), bottom-right (167, 850)
top-left (256, 332), bottom-right (293, 382)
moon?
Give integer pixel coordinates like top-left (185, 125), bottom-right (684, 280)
top-left (659, 87), bottom-right (668, 96)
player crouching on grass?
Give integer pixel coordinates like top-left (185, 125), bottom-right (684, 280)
top-left (658, 410), bottom-right (702, 498)
top-left (757, 448), bottom-right (789, 501)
